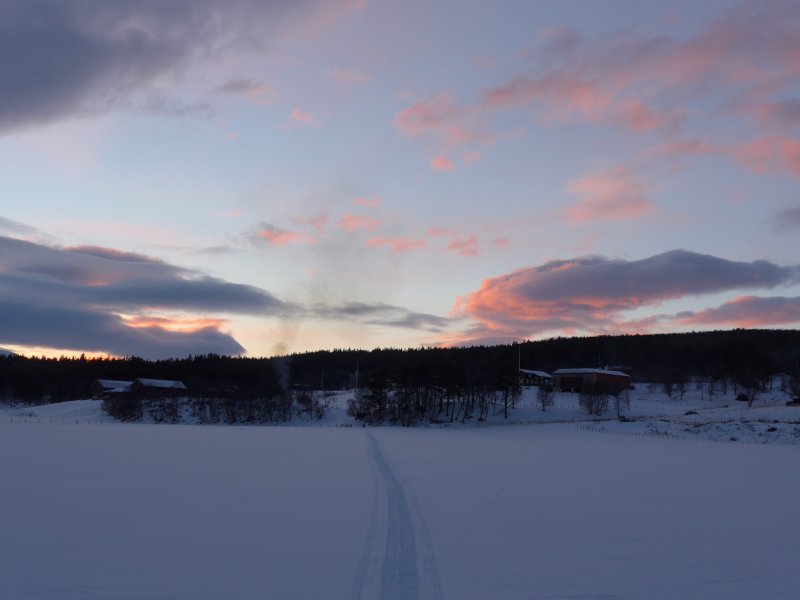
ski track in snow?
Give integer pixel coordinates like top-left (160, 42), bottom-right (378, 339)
top-left (351, 430), bottom-right (443, 600)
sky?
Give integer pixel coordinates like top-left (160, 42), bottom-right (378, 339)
top-left (1, 0), bottom-right (799, 359)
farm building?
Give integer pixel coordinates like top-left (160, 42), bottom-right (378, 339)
top-left (90, 379), bottom-right (133, 399)
top-left (130, 378), bottom-right (188, 398)
top-left (519, 369), bottom-right (552, 386)
top-left (552, 368), bottom-right (631, 393)
top-left (91, 378), bottom-right (187, 399)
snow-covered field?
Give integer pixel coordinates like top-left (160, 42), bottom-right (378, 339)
top-left (5, 382), bottom-right (799, 445)
top-left (2, 386), bottom-right (799, 599)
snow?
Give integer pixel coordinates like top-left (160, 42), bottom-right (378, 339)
top-left (519, 369), bottom-right (551, 378)
top-left (95, 379), bottom-right (134, 389)
top-left (134, 378), bottom-right (187, 389)
top-left (552, 367), bottom-right (631, 377)
top-left (4, 398), bottom-right (107, 421)
top-left (2, 384), bottom-right (799, 599)
top-left (1, 422), bottom-right (374, 600)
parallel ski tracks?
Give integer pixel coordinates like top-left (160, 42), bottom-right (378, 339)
top-left (351, 430), bottom-right (443, 600)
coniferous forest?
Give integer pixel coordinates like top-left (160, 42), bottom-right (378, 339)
top-left (1, 329), bottom-right (799, 424)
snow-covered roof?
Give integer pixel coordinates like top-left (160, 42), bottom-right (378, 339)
top-left (134, 378), bottom-right (187, 389)
top-left (94, 379), bottom-right (133, 389)
top-left (106, 386), bottom-right (131, 394)
top-left (519, 369), bottom-right (552, 378)
top-left (552, 368), bottom-right (630, 377)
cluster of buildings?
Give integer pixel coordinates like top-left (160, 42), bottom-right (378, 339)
top-left (91, 378), bottom-right (187, 400)
top-left (90, 370), bottom-right (632, 400)
top-left (519, 368), bottom-right (631, 393)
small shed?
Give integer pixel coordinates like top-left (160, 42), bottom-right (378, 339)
top-left (519, 369), bottom-right (552, 387)
top-left (90, 379), bottom-right (133, 399)
top-left (552, 368), bottom-right (631, 393)
top-left (130, 378), bottom-right (188, 398)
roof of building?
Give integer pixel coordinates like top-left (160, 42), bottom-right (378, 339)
top-left (94, 379), bottom-right (134, 389)
top-left (134, 378), bottom-right (187, 389)
top-left (519, 369), bottom-right (552, 378)
top-left (552, 368), bottom-right (631, 377)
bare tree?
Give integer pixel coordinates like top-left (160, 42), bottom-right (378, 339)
top-left (579, 384), bottom-right (608, 416)
top-left (537, 385), bottom-right (555, 412)
top-left (612, 389), bottom-right (630, 420)
top-left (734, 371), bottom-right (765, 407)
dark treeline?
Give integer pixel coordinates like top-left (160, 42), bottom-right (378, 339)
top-left (1, 329), bottom-right (799, 424)
top-left (286, 329), bottom-right (800, 388)
top-left (0, 354), bottom-right (281, 404)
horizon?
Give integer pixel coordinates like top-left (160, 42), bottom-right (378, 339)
top-left (3, 327), bottom-right (797, 362)
top-left (2, 0), bottom-right (800, 359)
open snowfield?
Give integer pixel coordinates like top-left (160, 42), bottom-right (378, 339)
top-left (2, 408), bottom-right (799, 599)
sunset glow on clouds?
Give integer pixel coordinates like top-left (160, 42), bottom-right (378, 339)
top-left (1, 0), bottom-right (799, 357)
top-left (452, 251), bottom-right (799, 344)
top-left (566, 167), bottom-right (652, 223)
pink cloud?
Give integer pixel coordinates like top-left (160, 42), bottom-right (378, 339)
top-left (447, 235), bottom-right (479, 257)
top-left (329, 68), bottom-right (370, 85)
top-left (450, 250), bottom-right (798, 342)
top-left (654, 135), bottom-right (800, 177)
top-left (392, 5), bottom-right (800, 172)
top-left (395, 94), bottom-right (463, 140)
top-left (483, 73), bottom-right (612, 120)
top-left (339, 213), bottom-right (381, 233)
top-left (254, 224), bottom-right (304, 246)
top-left (652, 137), bottom-right (718, 159)
top-left (365, 236), bottom-right (425, 253)
top-left (283, 108), bottom-right (318, 128)
top-left (430, 155), bottom-right (455, 171)
top-left (462, 150), bottom-right (482, 163)
top-left (394, 93), bottom-right (494, 152)
top-left (352, 196), bottom-right (382, 208)
top-left (483, 73), bottom-right (682, 134)
top-left (121, 315), bottom-right (228, 334)
top-left (748, 100), bottom-right (800, 130)
top-left (732, 136), bottom-right (800, 177)
top-left (677, 295), bottom-right (800, 328)
top-left (287, 0), bottom-right (367, 39)
top-left (427, 227), bottom-right (452, 237)
top-left (492, 237), bottom-right (510, 248)
top-left (292, 212), bottom-right (329, 234)
top-left (614, 100), bottom-right (683, 133)
top-left (459, 4), bottom-right (800, 150)
top-left (566, 167), bottom-right (652, 222)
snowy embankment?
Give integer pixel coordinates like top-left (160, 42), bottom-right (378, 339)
top-left (3, 382), bottom-right (799, 445)
top-left (3, 398), bottom-right (107, 422)
top-left (1, 420), bottom-right (798, 600)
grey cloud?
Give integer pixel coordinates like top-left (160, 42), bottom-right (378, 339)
top-left (311, 302), bottom-right (453, 332)
top-left (679, 295), bottom-right (800, 327)
top-left (773, 206), bottom-right (800, 233)
top-left (0, 300), bottom-right (244, 359)
top-left (0, 215), bottom-right (36, 235)
top-left (522, 250), bottom-right (798, 305)
top-left (93, 277), bottom-right (284, 314)
top-left (0, 0), bottom-right (320, 132)
top-left (213, 77), bottom-right (267, 94)
top-left (1, 236), bottom-right (180, 284)
top-left (195, 245), bottom-right (238, 256)
top-left (457, 249), bottom-right (800, 341)
top-left (0, 235), bottom-right (286, 357)
top-left (67, 245), bottom-right (164, 263)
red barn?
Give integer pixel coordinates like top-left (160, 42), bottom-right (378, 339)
top-left (552, 368), bottom-right (631, 393)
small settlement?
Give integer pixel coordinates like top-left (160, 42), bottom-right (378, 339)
top-left (520, 368), bottom-right (631, 393)
top-left (91, 378), bottom-right (188, 400)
